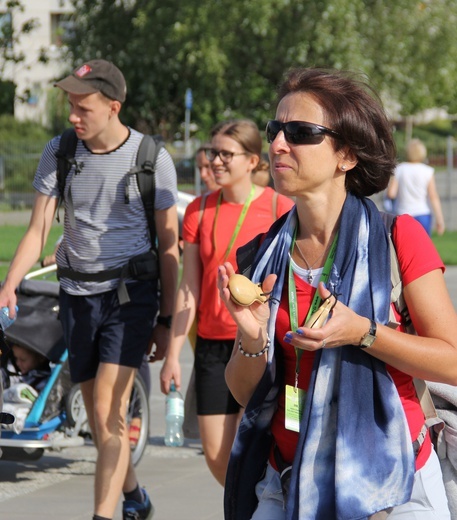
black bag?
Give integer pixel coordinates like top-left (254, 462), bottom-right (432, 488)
top-left (128, 250), bottom-right (159, 281)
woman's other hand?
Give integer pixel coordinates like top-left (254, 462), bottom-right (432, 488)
top-left (283, 282), bottom-right (371, 351)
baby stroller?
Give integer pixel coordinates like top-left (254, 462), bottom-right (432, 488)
top-left (0, 266), bottom-right (150, 466)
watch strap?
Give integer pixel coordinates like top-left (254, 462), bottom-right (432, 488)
top-left (157, 315), bottom-right (172, 329)
top-left (359, 319), bottom-right (377, 348)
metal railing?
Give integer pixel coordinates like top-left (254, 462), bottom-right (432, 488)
top-left (1, 138), bottom-right (456, 230)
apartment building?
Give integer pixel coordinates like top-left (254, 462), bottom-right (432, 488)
top-left (0, 0), bottom-right (73, 123)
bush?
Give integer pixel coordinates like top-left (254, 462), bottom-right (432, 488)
top-left (0, 117), bottom-right (52, 202)
top-left (46, 88), bottom-right (70, 135)
top-left (0, 80), bottom-right (15, 115)
top-left (0, 115), bottom-right (52, 141)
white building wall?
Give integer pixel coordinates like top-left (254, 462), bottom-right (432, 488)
top-left (0, 0), bottom-right (73, 123)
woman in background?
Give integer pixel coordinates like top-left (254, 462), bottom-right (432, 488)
top-left (387, 138), bottom-right (445, 235)
top-left (160, 119), bottom-right (293, 485)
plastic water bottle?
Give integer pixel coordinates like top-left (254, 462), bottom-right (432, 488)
top-left (0, 306), bottom-right (18, 331)
top-left (164, 381), bottom-right (184, 447)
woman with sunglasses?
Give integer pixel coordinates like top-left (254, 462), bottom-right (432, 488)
top-left (218, 68), bottom-right (456, 519)
top-left (160, 119), bottom-right (293, 485)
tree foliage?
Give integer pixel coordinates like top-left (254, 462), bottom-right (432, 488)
top-left (64, 0), bottom-right (457, 137)
top-left (0, 0), bottom-right (47, 108)
top-left (0, 0), bottom-right (41, 74)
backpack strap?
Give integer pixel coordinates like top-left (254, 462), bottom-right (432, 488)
top-left (55, 128), bottom-right (79, 227)
top-left (118, 134), bottom-right (163, 304)
top-left (126, 135), bottom-right (163, 249)
top-left (380, 212), bottom-right (404, 329)
top-left (381, 211), bottom-right (445, 451)
top-left (198, 191), bottom-right (209, 228)
top-left (413, 378), bottom-right (445, 447)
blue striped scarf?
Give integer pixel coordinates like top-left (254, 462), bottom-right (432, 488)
top-left (224, 193), bottom-right (415, 520)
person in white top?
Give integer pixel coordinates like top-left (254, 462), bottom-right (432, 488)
top-left (387, 138), bottom-right (445, 235)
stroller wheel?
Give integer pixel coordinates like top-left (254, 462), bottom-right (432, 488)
top-left (0, 447), bottom-right (44, 461)
top-left (64, 375), bottom-right (149, 465)
top-left (65, 384), bottom-right (89, 435)
top-left (127, 374), bottom-right (149, 466)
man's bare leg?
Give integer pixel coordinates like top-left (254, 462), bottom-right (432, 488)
top-left (80, 363), bottom-right (137, 519)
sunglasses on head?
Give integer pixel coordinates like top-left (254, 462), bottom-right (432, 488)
top-left (266, 120), bottom-right (341, 145)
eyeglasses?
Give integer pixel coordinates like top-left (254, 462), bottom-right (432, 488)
top-left (266, 120), bottom-right (341, 145)
top-left (206, 148), bottom-right (247, 164)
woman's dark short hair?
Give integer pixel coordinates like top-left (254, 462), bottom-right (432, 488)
top-left (277, 68), bottom-right (396, 197)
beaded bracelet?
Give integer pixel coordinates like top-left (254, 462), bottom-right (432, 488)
top-left (238, 335), bottom-right (271, 358)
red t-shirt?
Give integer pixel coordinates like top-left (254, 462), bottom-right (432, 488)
top-left (183, 187), bottom-right (294, 340)
top-left (270, 214), bottom-right (444, 471)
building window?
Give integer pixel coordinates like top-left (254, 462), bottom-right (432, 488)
top-left (50, 13), bottom-right (74, 47)
top-left (27, 82), bottom-right (41, 106)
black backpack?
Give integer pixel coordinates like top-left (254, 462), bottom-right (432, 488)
top-left (55, 128), bottom-right (164, 246)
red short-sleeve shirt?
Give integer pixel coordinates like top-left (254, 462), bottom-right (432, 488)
top-left (183, 187), bottom-right (294, 340)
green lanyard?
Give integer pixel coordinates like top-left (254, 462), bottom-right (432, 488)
top-left (288, 228), bottom-right (338, 388)
top-left (212, 184), bottom-right (255, 262)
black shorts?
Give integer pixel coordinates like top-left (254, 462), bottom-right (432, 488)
top-left (59, 280), bottom-right (158, 383)
top-left (194, 336), bottom-right (241, 415)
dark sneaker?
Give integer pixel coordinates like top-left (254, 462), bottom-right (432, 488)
top-left (122, 488), bottom-right (154, 520)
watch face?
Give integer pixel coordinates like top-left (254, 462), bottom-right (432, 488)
top-left (361, 334), bottom-right (376, 348)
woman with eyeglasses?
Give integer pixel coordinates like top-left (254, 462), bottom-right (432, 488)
top-left (218, 68), bottom-right (456, 519)
top-left (160, 119), bottom-right (293, 485)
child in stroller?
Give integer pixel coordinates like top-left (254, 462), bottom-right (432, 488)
top-left (3, 343), bottom-right (51, 391)
top-left (1, 341), bottom-right (52, 434)
top-left (0, 266), bottom-right (150, 465)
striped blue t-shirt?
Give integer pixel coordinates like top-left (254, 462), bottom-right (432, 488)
top-left (33, 127), bottom-right (178, 295)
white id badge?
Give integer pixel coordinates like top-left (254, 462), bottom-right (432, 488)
top-left (285, 384), bottom-right (306, 432)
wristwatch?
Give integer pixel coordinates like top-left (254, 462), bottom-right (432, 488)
top-left (156, 315), bottom-right (172, 329)
top-left (359, 319), bottom-right (377, 348)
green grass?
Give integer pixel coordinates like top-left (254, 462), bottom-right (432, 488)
top-left (431, 231), bottom-right (457, 266)
top-left (1, 225), bottom-right (63, 281)
top-left (2, 226), bottom-right (457, 282)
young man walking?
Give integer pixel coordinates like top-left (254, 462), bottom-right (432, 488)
top-left (0, 59), bottom-right (179, 520)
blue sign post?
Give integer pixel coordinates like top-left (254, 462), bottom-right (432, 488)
top-left (185, 88), bottom-right (193, 110)
top-left (184, 88), bottom-right (192, 158)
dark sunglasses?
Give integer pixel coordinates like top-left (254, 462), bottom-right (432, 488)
top-left (266, 120), bottom-right (341, 145)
